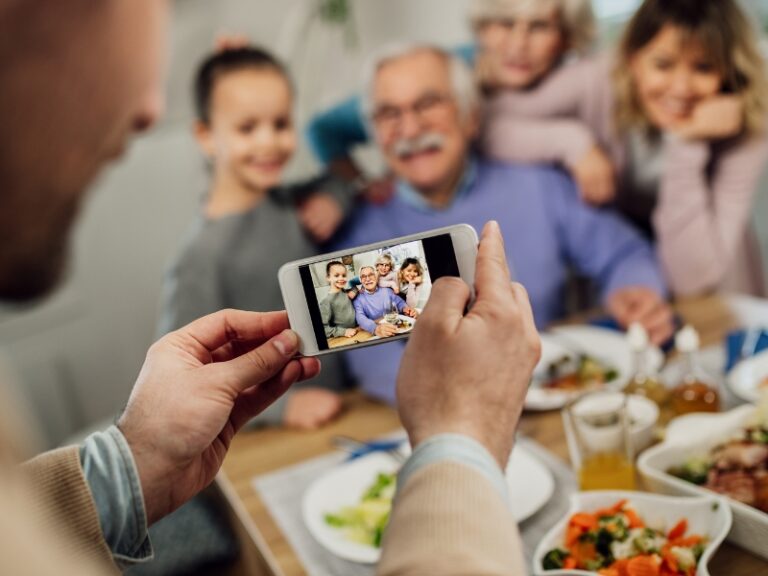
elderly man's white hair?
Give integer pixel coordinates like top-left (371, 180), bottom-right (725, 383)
top-left (358, 265), bottom-right (376, 277)
top-left (361, 43), bottom-right (480, 126)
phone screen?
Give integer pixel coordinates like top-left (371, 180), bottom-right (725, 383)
top-left (299, 233), bottom-right (460, 351)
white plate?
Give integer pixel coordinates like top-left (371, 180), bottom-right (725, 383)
top-left (526, 326), bottom-right (664, 411)
top-left (727, 349), bottom-right (768, 404)
top-left (532, 490), bottom-right (731, 575)
top-left (303, 441), bottom-right (554, 564)
top-left (638, 405), bottom-right (768, 560)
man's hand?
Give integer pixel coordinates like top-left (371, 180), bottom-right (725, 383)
top-left (607, 287), bottom-right (674, 346)
top-left (362, 177), bottom-right (395, 205)
top-left (118, 310), bottom-right (320, 525)
top-left (570, 145), bottom-right (615, 205)
top-left (284, 388), bottom-right (343, 430)
top-left (347, 289), bottom-right (358, 300)
top-left (344, 327), bottom-right (358, 338)
top-left (375, 323), bottom-right (399, 338)
top-left (403, 306), bottom-right (418, 318)
top-left (297, 193), bottom-right (344, 243)
top-left (675, 95), bottom-right (744, 141)
top-left (397, 221), bottom-right (541, 469)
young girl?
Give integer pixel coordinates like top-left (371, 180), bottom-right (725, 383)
top-left (399, 258), bottom-right (431, 310)
top-left (483, 0), bottom-right (768, 297)
top-left (320, 261), bottom-right (358, 339)
top-left (376, 254), bottom-right (399, 293)
top-left (159, 45), bottom-right (355, 429)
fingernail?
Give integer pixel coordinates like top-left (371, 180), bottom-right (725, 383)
top-left (273, 329), bottom-right (298, 356)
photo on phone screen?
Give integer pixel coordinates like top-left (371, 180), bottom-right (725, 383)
top-left (299, 234), bottom-right (460, 351)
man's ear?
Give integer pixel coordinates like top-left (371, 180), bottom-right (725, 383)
top-left (193, 120), bottom-right (216, 158)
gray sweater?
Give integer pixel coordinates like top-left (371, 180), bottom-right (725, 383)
top-left (320, 290), bottom-right (357, 338)
top-left (158, 177), bottom-right (353, 424)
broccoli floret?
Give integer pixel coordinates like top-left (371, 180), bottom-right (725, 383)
top-left (542, 549), bottom-right (570, 570)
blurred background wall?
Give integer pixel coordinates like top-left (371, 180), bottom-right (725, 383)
top-left (1, 0), bottom-right (767, 447)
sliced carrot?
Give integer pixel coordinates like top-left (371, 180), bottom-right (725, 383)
top-left (571, 541), bottom-right (598, 567)
top-left (598, 569), bottom-right (620, 576)
top-left (609, 558), bottom-right (631, 576)
top-left (667, 519), bottom-right (687, 541)
top-left (571, 512), bottom-right (599, 530)
top-left (563, 557), bottom-right (578, 569)
top-left (624, 507), bottom-right (645, 529)
top-left (566, 524), bottom-right (583, 547)
top-left (626, 555), bottom-right (660, 576)
top-left (595, 499), bottom-right (628, 518)
top-left (669, 535), bottom-right (703, 548)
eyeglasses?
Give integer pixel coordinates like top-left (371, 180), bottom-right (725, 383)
top-left (360, 273), bottom-right (376, 280)
top-left (372, 91), bottom-right (453, 132)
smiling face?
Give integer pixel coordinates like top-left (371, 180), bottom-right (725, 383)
top-left (359, 267), bottom-right (378, 292)
top-left (402, 263), bottom-right (421, 282)
top-left (476, 4), bottom-right (566, 89)
top-left (630, 25), bottom-right (723, 130)
top-left (327, 263), bottom-right (348, 292)
top-left (196, 68), bottom-right (296, 193)
top-left (376, 262), bottom-right (392, 276)
top-left (371, 50), bottom-right (477, 202)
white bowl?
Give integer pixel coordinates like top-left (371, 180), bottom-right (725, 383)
top-left (532, 490), bottom-right (732, 576)
top-left (565, 392), bottom-right (659, 455)
top-left (638, 405), bottom-right (768, 560)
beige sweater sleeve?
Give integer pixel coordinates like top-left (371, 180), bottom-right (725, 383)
top-left (20, 446), bottom-right (118, 573)
top-left (377, 461), bottom-right (527, 576)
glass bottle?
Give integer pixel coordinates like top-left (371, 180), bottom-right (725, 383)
top-left (670, 325), bottom-right (720, 416)
top-left (623, 323), bottom-right (669, 408)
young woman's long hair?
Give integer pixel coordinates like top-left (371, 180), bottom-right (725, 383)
top-left (613, 0), bottom-right (768, 135)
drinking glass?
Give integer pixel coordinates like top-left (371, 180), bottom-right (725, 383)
top-left (562, 391), bottom-right (635, 490)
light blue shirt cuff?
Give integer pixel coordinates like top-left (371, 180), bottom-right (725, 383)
top-left (397, 434), bottom-right (510, 506)
top-left (79, 425), bottom-right (153, 567)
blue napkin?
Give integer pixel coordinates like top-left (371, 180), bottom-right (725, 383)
top-left (725, 328), bottom-right (768, 372)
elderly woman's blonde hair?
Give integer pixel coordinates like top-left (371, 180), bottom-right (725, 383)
top-left (613, 0), bottom-right (768, 136)
top-left (469, 0), bottom-right (596, 54)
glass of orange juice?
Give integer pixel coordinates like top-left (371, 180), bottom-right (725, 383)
top-left (562, 391), bottom-right (635, 490)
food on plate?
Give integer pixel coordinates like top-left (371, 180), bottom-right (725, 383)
top-left (542, 499), bottom-right (707, 575)
top-left (542, 354), bottom-right (619, 391)
top-left (761, 376), bottom-right (768, 389)
top-left (324, 472), bottom-right (396, 547)
top-left (669, 424), bottom-right (768, 513)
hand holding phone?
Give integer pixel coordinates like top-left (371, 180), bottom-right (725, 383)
top-left (279, 224), bottom-right (478, 356)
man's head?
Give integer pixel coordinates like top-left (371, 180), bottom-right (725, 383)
top-left (0, 0), bottom-right (169, 302)
top-left (359, 266), bottom-right (378, 293)
top-left (363, 45), bottom-right (480, 207)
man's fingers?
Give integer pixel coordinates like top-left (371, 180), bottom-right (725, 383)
top-left (213, 329), bottom-right (300, 395)
top-left (229, 360), bottom-right (304, 431)
top-left (178, 309), bottom-right (290, 354)
top-left (419, 277), bottom-right (470, 331)
top-left (474, 221), bottom-right (512, 302)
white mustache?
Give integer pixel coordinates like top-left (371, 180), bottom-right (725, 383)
top-left (392, 132), bottom-right (446, 158)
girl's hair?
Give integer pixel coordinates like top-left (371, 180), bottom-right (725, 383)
top-left (375, 253), bottom-right (395, 268)
top-left (325, 260), bottom-right (346, 277)
top-left (613, 0), bottom-right (768, 135)
top-left (399, 258), bottom-right (424, 282)
top-left (468, 0), bottom-right (596, 54)
top-left (194, 45), bottom-right (292, 124)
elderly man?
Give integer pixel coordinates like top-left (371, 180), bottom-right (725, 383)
top-left (0, 2), bottom-right (538, 575)
top-left (333, 44), bottom-right (675, 404)
top-left (354, 265), bottom-right (418, 337)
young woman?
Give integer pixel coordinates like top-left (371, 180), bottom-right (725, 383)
top-left (483, 0), bottom-right (768, 296)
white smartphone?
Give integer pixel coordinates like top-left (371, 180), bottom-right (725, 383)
top-left (279, 224), bottom-right (479, 356)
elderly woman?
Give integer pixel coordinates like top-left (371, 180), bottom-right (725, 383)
top-left (305, 0), bottom-right (598, 193)
top-left (482, 0), bottom-right (768, 297)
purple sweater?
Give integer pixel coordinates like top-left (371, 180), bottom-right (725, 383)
top-left (332, 158), bottom-right (667, 404)
top-left (353, 286), bottom-right (407, 333)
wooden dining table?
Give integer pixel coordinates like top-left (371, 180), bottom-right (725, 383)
top-left (218, 295), bottom-right (768, 576)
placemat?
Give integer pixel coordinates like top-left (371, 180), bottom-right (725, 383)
top-left (253, 435), bottom-right (577, 576)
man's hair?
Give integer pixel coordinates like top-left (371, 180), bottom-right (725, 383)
top-left (194, 46), bottom-right (291, 124)
top-left (358, 265), bottom-right (376, 277)
top-left (468, 0), bottom-right (595, 54)
top-left (361, 43), bottom-right (479, 125)
top-left (326, 260), bottom-right (346, 276)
